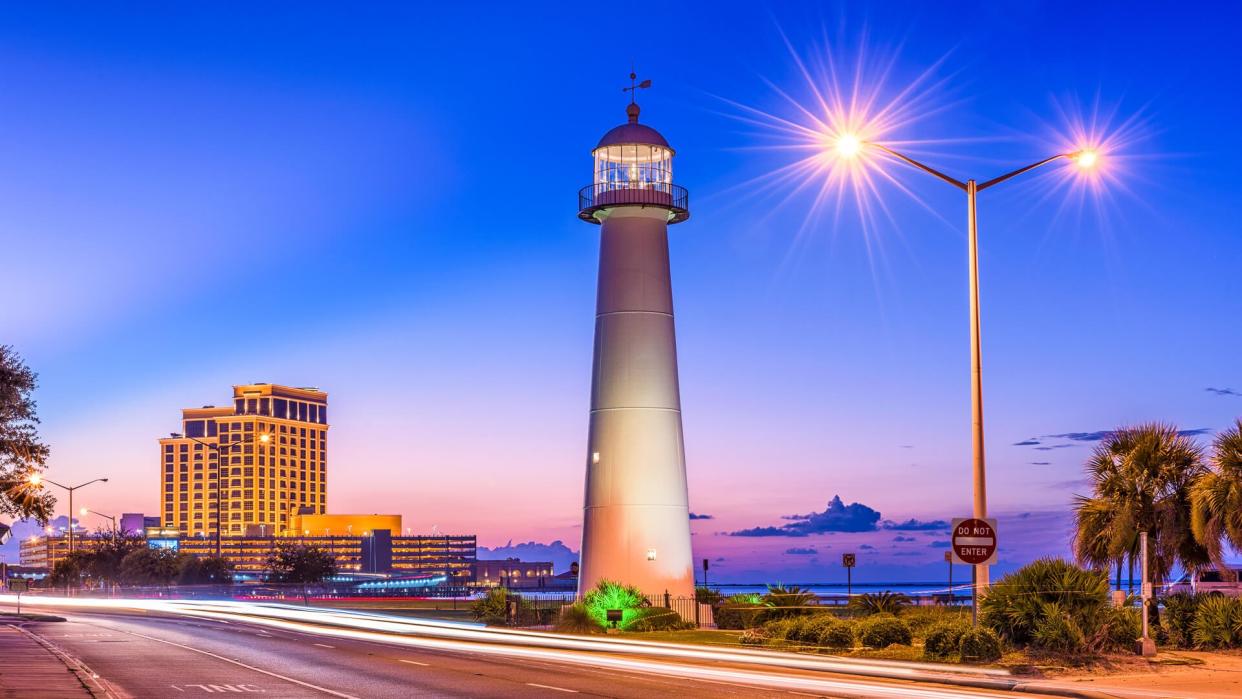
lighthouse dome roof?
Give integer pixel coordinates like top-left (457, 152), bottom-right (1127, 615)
top-left (594, 103), bottom-right (672, 152)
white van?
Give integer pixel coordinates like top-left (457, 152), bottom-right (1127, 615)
top-left (1164, 567), bottom-right (1242, 597)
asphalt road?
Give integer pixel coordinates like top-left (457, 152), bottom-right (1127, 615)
top-left (8, 604), bottom-right (1063, 699)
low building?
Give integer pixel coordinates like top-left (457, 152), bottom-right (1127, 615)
top-left (149, 529), bottom-right (476, 582)
top-left (473, 558), bottom-right (555, 588)
top-left (286, 513), bottom-right (402, 538)
top-left (19, 534), bottom-right (108, 569)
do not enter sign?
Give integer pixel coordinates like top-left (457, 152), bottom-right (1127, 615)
top-left (951, 517), bottom-right (998, 566)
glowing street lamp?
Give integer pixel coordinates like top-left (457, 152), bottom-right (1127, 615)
top-left (28, 475), bottom-right (109, 555)
top-left (172, 430), bottom-right (273, 557)
top-left (835, 138), bottom-right (1099, 594)
top-left (81, 507), bottom-right (118, 535)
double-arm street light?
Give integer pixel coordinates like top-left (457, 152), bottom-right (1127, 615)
top-left (170, 431), bottom-right (271, 557)
top-left (834, 136), bottom-right (1099, 592)
top-left (27, 474), bottom-right (109, 555)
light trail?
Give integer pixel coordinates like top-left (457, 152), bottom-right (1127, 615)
top-left (3, 595), bottom-right (1041, 698)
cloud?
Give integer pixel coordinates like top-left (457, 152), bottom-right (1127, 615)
top-left (1029, 461), bottom-right (1052, 466)
top-left (1040, 428), bottom-right (1211, 443)
top-left (731, 495), bottom-right (881, 537)
top-left (928, 540), bottom-right (950, 548)
top-left (784, 547), bottom-right (818, 555)
top-left (477, 540), bottom-right (578, 573)
top-left (1034, 444), bottom-right (1076, 451)
top-left (859, 544), bottom-right (875, 550)
top-left (1012, 439), bottom-right (1041, 446)
top-left (892, 536), bottom-right (916, 543)
top-left (900, 445), bottom-right (915, 449)
top-left (883, 518), bottom-right (949, 532)
top-left (1050, 477), bottom-right (1091, 490)
top-left (688, 512), bottom-right (713, 520)
top-left (1206, 387), bottom-right (1240, 397)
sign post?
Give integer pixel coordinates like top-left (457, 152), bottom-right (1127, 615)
top-left (944, 550), bottom-right (953, 604)
top-left (9, 578), bottom-right (28, 615)
top-left (951, 517), bottom-right (998, 627)
top-left (702, 558), bottom-right (709, 590)
top-left (842, 553), bottom-right (856, 599)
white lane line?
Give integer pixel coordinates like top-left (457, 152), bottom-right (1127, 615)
top-left (526, 683), bottom-right (578, 693)
top-left (398, 659), bottom-right (429, 666)
top-left (313, 642), bottom-right (335, 648)
top-left (116, 629), bottom-right (359, 699)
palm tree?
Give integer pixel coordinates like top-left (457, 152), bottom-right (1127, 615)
top-left (1072, 423), bottom-right (1211, 588)
top-left (1191, 419), bottom-right (1242, 574)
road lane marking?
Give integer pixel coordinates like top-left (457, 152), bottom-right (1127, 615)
top-left (398, 659), bottom-right (429, 666)
top-left (313, 642), bottom-right (335, 648)
top-left (526, 683), bottom-right (578, 693)
top-left (115, 629), bottom-right (359, 698)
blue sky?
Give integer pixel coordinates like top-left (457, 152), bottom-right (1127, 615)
top-left (2, 2), bottom-right (1239, 580)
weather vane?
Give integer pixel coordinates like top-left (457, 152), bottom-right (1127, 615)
top-left (622, 70), bottom-right (651, 104)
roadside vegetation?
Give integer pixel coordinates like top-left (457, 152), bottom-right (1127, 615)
top-left (47, 531), bottom-right (235, 589)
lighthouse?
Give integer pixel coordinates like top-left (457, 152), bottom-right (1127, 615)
top-left (576, 81), bottom-right (694, 599)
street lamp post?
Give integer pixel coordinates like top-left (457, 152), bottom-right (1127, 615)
top-left (836, 139), bottom-right (1097, 591)
top-left (172, 431), bottom-right (270, 557)
top-left (28, 474), bottom-right (108, 556)
top-left (80, 507), bottom-right (118, 535)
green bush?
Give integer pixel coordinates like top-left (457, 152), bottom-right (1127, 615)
top-left (816, 619), bottom-right (855, 650)
top-left (627, 607), bottom-right (695, 632)
top-left (794, 614), bottom-right (839, 644)
top-left (850, 591), bottom-right (911, 616)
top-left (715, 593), bottom-right (766, 630)
top-left (555, 603), bottom-right (602, 634)
top-left (695, 587), bottom-right (723, 605)
top-left (1031, 602), bottom-right (1086, 653)
top-left (1192, 595), bottom-right (1242, 648)
top-left (1161, 593), bottom-right (1201, 648)
top-left (763, 617), bottom-right (797, 640)
top-left (471, 588), bottom-right (512, 625)
top-left (979, 558), bottom-right (1110, 646)
top-left (582, 579), bottom-right (648, 629)
top-left (761, 584), bottom-right (817, 621)
top-left (958, 627), bottom-right (1003, 663)
top-left (1096, 605), bottom-right (1141, 652)
top-left (923, 622), bottom-right (968, 659)
top-left (857, 613), bottom-right (913, 648)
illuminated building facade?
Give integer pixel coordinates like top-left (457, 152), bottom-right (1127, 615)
top-left (577, 92), bottom-right (695, 597)
top-left (158, 384), bottom-right (328, 538)
top-left (19, 535), bottom-right (106, 569)
top-left (473, 558), bottom-right (555, 588)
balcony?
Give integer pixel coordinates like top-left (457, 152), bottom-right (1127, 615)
top-left (578, 182), bottom-right (689, 224)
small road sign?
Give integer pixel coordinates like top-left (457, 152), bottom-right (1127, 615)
top-left (7, 578), bottom-right (28, 593)
top-left (842, 553), bottom-right (856, 568)
top-left (951, 517), bottom-right (998, 566)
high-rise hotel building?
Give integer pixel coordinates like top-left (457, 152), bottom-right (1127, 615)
top-left (159, 384), bottom-right (328, 537)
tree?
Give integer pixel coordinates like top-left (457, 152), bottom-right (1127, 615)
top-left (177, 555), bottom-right (234, 585)
top-left (1191, 419), bottom-right (1242, 573)
top-left (266, 542), bottom-right (336, 604)
top-left (1072, 423), bottom-right (1211, 587)
top-left (86, 531), bottom-right (148, 587)
top-left (120, 547), bottom-right (180, 587)
top-left (48, 551), bottom-right (90, 588)
top-left (0, 346), bottom-right (54, 522)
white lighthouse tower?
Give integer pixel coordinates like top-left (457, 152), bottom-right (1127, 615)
top-left (577, 80), bottom-right (694, 599)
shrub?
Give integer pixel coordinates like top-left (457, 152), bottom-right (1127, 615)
top-left (627, 607), bottom-right (695, 632)
top-left (763, 617), bottom-right (797, 640)
top-left (715, 593), bottom-right (766, 630)
top-left (762, 584), bottom-right (817, 620)
top-left (1162, 593), bottom-right (1201, 648)
top-left (1192, 595), bottom-right (1242, 648)
top-left (850, 591), bottom-right (911, 616)
top-left (1031, 602), bottom-right (1086, 653)
top-left (816, 619), bottom-right (855, 651)
top-left (923, 622), bottom-right (968, 659)
top-left (695, 587), bottom-right (723, 605)
top-left (582, 579), bottom-right (648, 629)
top-left (796, 614), bottom-right (839, 644)
top-left (857, 613), bottom-right (913, 648)
top-left (958, 627), bottom-right (1003, 663)
top-left (555, 603), bottom-right (602, 634)
top-left (1094, 605), bottom-right (1141, 652)
top-left (979, 558), bottom-right (1110, 646)
top-left (740, 627), bottom-right (770, 645)
top-left (471, 588), bottom-right (512, 625)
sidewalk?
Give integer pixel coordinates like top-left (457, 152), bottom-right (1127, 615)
top-left (0, 623), bottom-right (94, 698)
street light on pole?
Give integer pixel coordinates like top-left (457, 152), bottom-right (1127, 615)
top-left (172, 431), bottom-right (271, 557)
top-left (833, 135), bottom-right (1099, 591)
top-left (27, 474), bottom-right (109, 556)
top-left (80, 507), bottom-right (118, 536)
